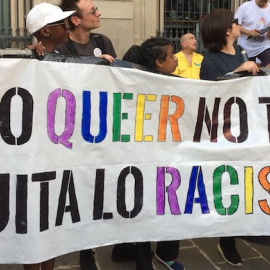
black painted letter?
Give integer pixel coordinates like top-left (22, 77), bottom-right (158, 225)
top-left (117, 166), bottom-right (143, 218)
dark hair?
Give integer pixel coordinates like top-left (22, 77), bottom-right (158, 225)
top-left (122, 45), bottom-right (143, 64)
top-left (60, 0), bottom-right (81, 30)
top-left (201, 9), bottom-right (234, 52)
top-left (141, 38), bottom-right (171, 68)
top-left (123, 38), bottom-right (171, 69)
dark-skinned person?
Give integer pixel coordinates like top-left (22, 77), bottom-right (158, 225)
top-left (24, 3), bottom-right (75, 270)
top-left (26, 2), bottom-right (74, 55)
top-left (112, 38), bottom-right (184, 270)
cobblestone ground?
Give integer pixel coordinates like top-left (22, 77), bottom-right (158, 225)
top-left (1, 237), bottom-right (270, 270)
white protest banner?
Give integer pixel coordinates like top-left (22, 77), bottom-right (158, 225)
top-left (0, 58), bottom-right (270, 263)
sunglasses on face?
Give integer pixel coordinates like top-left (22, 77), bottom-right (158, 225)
top-left (232, 18), bottom-right (239, 25)
top-left (46, 19), bottom-right (65, 27)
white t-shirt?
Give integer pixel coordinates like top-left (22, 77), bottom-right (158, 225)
top-left (235, 1), bottom-right (270, 57)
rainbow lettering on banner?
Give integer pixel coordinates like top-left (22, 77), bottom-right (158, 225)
top-left (3, 88), bottom-right (270, 148)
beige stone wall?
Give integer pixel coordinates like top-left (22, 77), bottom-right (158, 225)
top-left (95, 0), bottom-right (159, 57)
top-left (34, 0), bottom-right (60, 4)
top-left (93, 0), bottom-right (134, 58)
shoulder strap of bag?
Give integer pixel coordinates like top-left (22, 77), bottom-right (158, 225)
top-left (65, 38), bottom-right (78, 55)
top-left (92, 34), bottom-right (107, 54)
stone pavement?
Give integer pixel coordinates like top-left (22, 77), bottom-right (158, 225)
top-left (1, 237), bottom-right (270, 270)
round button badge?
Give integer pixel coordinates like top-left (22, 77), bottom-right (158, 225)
top-left (93, 48), bottom-right (102, 57)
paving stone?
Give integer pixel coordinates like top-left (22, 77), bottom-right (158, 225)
top-left (1, 237), bottom-right (270, 269)
top-left (178, 245), bottom-right (217, 270)
top-left (217, 258), bottom-right (270, 270)
top-left (0, 264), bottom-right (22, 270)
top-left (242, 237), bottom-right (270, 263)
top-left (55, 251), bottom-right (80, 270)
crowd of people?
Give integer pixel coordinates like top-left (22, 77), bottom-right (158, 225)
top-left (20, 0), bottom-right (270, 269)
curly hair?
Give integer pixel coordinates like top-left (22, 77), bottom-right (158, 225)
top-left (123, 38), bottom-right (172, 69)
top-left (139, 38), bottom-right (171, 68)
top-left (123, 45), bottom-right (143, 64)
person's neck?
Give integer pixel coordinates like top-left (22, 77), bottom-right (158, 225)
top-left (70, 29), bottom-right (91, 44)
top-left (182, 48), bottom-right (194, 57)
top-left (221, 40), bottom-right (235, 55)
top-left (182, 48), bottom-right (194, 65)
top-left (41, 40), bottom-right (56, 53)
top-left (256, 2), bottom-right (268, 9)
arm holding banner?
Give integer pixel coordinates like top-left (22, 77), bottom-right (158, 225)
top-left (111, 37), bottom-right (184, 270)
top-left (24, 3), bottom-right (76, 270)
top-left (233, 60), bottom-right (259, 75)
top-left (200, 9), bottom-right (251, 266)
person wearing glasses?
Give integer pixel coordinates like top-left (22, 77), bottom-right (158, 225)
top-left (24, 3), bottom-right (75, 270)
top-left (56, 0), bottom-right (116, 64)
top-left (200, 9), bottom-right (258, 81)
top-left (54, 4), bottom-right (116, 269)
top-left (235, 0), bottom-right (270, 68)
top-left (26, 3), bottom-right (75, 55)
top-left (199, 9), bottom-right (258, 267)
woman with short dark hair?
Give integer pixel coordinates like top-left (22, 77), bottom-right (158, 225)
top-left (199, 9), bottom-right (258, 268)
top-left (200, 9), bottom-right (259, 81)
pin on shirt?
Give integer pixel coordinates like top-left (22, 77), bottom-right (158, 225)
top-left (94, 48), bottom-right (102, 57)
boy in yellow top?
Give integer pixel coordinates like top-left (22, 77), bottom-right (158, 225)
top-left (173, 33), bottom-right (203, 79)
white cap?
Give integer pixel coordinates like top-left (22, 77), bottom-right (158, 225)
top-left (26, 3), bottom-right (75, 34)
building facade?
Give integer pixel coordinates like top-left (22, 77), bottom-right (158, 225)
top-left (0, 0), bottom-right (251, 57)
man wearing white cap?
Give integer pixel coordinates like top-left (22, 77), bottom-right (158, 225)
top-left (26, 2), bottom-right (75, 54)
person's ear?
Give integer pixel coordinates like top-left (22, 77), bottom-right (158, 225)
top-left (40, 27), bottom-right (50, 37)
top-left (155, 58), bottom-right (163, 69)
top-left (71, 15), bottom-right (80, 26)
top-left (226, 28), bottom-right (232, 36)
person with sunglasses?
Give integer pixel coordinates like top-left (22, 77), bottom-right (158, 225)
top-left (200, 9), bottom-right (258, 81)
top-left (199, 9), bottom-right (258, 267)
top-left (26, 3), bottom-right (75, 55)
top-left (24, 3), bottom-right (75, 270)
top-left (55, 0), bottom-right (116, 64)
top-left (235, 0), bottom-right (270, 68)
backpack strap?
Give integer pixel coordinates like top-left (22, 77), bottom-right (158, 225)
top-left (65, 38), bottom-right (78, 55)
top-left (92, 34), bottom-right (107, 54)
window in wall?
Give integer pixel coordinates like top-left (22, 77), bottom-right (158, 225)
top-left (162, 0), bottom-right (232, 53)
